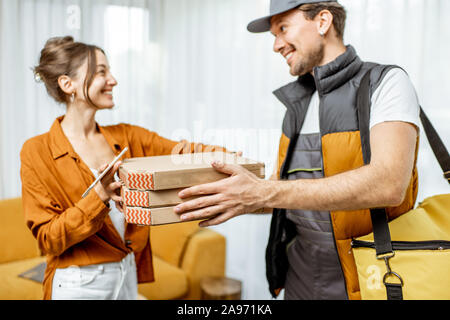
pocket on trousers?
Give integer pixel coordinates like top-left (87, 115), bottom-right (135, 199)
top-left (54, 265), bottom-right (102, 289)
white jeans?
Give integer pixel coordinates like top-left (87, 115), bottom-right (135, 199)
top-left (51, 253), bottom-right (138, 300)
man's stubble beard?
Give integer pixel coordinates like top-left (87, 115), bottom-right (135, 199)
top-left (291, 42), bottom-right (325, 76)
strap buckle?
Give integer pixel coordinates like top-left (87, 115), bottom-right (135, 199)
top-left (444, 171), bottom-right (450, 181)
top-left (376, 252), bottom-right (395, 261)
top-left (383, 271), bottom-right (404, 286)
top-left (377, 251), bottom-right (404, 286)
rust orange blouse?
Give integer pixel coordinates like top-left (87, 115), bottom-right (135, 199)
top-left (20, 116), bottom-right (225, 300)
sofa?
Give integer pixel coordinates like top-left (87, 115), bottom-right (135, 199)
top-left (0, 197), bottom-right (226, 300)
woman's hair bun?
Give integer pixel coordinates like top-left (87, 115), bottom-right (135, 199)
top-left (43, 36), bottom-right (75, 51)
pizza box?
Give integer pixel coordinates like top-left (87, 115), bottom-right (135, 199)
top-left (121, 185), bottom-right (198, 208)
top-left (123, 203), bottom-right (202, 226)
top-left (118, 152), bottom-right (265, 191)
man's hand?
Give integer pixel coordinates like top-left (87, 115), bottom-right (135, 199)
top-left (175, 161), bottom-right (266, 227)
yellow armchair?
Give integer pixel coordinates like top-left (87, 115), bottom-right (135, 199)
top-left (0, 197), bottom-right (44, 300)
top-left (0, 197), bottom-right (226, 300)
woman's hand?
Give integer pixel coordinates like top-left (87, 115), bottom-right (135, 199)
top-left (93, 161), bottom-right (123, 206)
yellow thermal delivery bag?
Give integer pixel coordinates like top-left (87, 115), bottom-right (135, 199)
top-left (352, 194), bottom-right (450, 300)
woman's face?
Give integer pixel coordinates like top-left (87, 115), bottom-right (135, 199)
top-left (73, 49), bottom-right (118, 109)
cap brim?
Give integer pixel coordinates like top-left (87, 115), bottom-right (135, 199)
top-left (247, 15), bottom-right (273, 33)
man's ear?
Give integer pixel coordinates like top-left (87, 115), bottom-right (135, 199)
top-left (57, 75), bottom-right (75, 95)
top-left (316, 9), bottom-right (333, 36)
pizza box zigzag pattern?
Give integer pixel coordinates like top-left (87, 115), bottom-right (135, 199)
top-left (123, 189), bottom-right (149, 207)
top-left (125, 207), bottom-right (152, 225)
top-left (127, 172), bottom-right (154, 190)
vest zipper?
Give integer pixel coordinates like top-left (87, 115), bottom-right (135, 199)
top-left (351, 239), bottom-right (450, 251)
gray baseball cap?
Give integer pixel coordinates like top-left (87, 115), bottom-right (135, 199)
top-left (247, 0), bottom-right (337, 33)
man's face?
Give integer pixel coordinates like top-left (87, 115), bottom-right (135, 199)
top-left (270, 8), bottom-right (324, 76)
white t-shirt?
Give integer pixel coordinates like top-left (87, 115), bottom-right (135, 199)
top-left (300, 68), bottom-right (420, 134)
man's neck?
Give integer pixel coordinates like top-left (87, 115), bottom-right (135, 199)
top-left (319, 41), bottom-right (347, 67)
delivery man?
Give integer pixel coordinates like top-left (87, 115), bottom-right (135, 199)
top-left (174, 0), bottom-right (420, 300)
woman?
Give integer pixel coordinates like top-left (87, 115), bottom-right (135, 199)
top-left (20, 36), bottom-right (224, 300)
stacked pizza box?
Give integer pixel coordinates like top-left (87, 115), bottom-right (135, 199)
top-left (118, 152), bottom-right (265, 226)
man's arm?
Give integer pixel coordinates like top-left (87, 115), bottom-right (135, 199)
top-left (175, 121), bottom-right (417, 226)
top-left (264, 121), bottom-right (417, 211)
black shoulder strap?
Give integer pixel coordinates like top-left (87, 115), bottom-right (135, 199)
top-left (356, 65), bottom-right (450, 300)
top-left (357, 69), bottom-right (396, 258)
top-left (419, 109), bottom-right (450, 182)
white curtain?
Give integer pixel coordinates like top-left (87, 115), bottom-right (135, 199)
top-left (1, 0), bottom-right (449, 299)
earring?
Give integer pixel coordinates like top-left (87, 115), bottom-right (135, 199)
top-left (70, 93), bottom-right (75, 103)
top-left (319, 30), bottom-right (325, 37)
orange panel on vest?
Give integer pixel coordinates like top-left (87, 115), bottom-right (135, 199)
top-left (277, 133), bottom-right (290, 178)
top-left (321, 131), bottom-right (373, 239)
top-left (322, 131), bottom-right (365, 177)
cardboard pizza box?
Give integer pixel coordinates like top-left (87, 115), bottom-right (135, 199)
top-left (121, 185), bottom-right (198, 208)
top-left (123, 203), bottom-right (271, 226)
top-left (123, 203), bottom-right (203, 226)
top-left (118, 152), bottom-right (265, 191)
